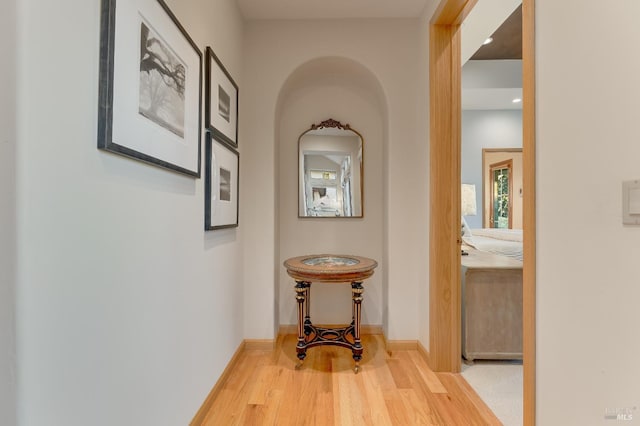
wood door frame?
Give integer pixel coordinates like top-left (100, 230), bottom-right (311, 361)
top-left (428, 1), bottom-right (536, 425)
top-left (488, 158), bottom-right (513, 229)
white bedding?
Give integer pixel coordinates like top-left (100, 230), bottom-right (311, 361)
top-left (463, 228), bottom-right (523, 261)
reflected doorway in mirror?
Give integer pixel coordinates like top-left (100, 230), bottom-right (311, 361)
top-left (298, 119), bottom-right (364, 218)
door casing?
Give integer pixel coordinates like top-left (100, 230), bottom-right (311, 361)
top-left (428, 1), bottom-right (536, 424)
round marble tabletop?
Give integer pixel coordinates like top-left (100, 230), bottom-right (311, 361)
top-left (283, 254), bottom-right (378, 283)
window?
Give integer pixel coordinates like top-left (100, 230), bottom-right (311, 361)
top-left (489, 159), bottom-right (513, 228)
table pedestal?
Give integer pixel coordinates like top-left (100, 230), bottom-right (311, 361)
top-left (295, 280), bottom-right (364, 372)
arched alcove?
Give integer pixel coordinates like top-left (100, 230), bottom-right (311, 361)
top-left (274, 57), bottom-right (389, 331)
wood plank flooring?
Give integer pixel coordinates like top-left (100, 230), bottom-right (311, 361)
top-left (201, 334), bottom-right (502, 425)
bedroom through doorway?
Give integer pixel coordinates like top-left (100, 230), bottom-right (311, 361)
top-left (429, 0), bottom-right (536, 424)
top-left (460, 3), bottom-right (524, 425)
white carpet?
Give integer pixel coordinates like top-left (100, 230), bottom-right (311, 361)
top-left (461, 360), bottom-right (523, 426)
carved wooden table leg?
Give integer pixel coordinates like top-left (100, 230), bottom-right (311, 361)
top-left (303, 282), bottom-right (311, 337)
top-left (351, 281), bottom-right (364, 373)
top-left (295, 280), bottom-right (308, 368)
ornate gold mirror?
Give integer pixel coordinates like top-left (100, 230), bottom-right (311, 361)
top-left (298, 119), bottom-right (363, 218)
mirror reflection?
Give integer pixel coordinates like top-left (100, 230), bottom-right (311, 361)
top-left (298, 119), bottom-right (363, 217)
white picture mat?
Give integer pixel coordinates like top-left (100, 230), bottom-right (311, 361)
top-left (210, 140), bottom-right (238, 226)
top-left (112, 0), bottom-right (200, 172)
top-left (208, 55), bottom-right (237, 144)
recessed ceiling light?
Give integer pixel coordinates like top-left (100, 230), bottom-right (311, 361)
top-left (512, 98), bottom-right (522, 103)
top-left (483, 37), bottom-right (493, 45)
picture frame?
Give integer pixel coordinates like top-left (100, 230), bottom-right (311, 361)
top-left (205, 133), bottom-right (239, 230)
top-left (98, 0), bottom-right (202, 177)
top-left (205, 46), bottom-right (239, 148)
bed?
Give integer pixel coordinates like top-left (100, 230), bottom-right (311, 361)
top-left (462, 226), bottom-right (523, 261)
top-left (460, 224), bottom-right (523, 362)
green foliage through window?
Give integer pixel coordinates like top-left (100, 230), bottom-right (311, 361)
top-left (492, 168), bottom-right (509, 228)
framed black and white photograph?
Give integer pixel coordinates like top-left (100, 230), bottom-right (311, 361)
top-left (98, 0), bottom-right (202, 177)
top-left (205, 46), bottom-right (238, 148)
top-left (205, 133), bottom-right (239, 230)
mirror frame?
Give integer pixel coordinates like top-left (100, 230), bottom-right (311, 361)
top-left (298, 118), bottom-right (364, 218)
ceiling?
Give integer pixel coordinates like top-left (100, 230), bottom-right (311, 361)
top-left (471, 5), bottom-right (522, 60)
top-left (462, 2), bottom-right (523, 110)
top-left (236, 0), bottom-right (521, 110)
top-left (236, 0), bottom-right (429, 20)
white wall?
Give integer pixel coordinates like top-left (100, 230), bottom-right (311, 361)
top-left (462, 60), bottom-right (523, 90)
top-left (242, 19), bottom-right (429, 340)
top-left (0, 0), bottom-right (17, 424)
top-left (461, 109), bottom-right (522, 228)
top-left (15, 0), bottom-right (244, 425)
top-left (537, 1), bottom-right (640, 423)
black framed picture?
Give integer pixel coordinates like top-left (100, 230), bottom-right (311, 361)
top-left (98, 0), bottom-right (202, 177)
top-left (205, 46), bottom-right (238, 148)
top-left (205, 133), bottom-right (239, 230)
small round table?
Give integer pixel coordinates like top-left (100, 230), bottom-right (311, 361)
top-left (283, 254), bottom-right (378, 373)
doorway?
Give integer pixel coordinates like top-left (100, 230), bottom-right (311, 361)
top-left (428, 0), bottom-right (536, 425)
top-left (489, 159), bottom-right (513, 228)
top-left (483, 148), bottom-right (523, 229)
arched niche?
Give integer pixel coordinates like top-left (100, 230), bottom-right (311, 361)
top-left (274, 57), bottom-right (389, 330)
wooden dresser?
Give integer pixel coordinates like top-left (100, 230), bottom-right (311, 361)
top-left (461, 247), bottom-right (523, 362)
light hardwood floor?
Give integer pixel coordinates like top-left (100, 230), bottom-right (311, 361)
top-left (200, 334), bottom-right (502, 425)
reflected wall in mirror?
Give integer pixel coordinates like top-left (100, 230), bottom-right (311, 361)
top-left (298, 119), bottom-right (363, 218)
